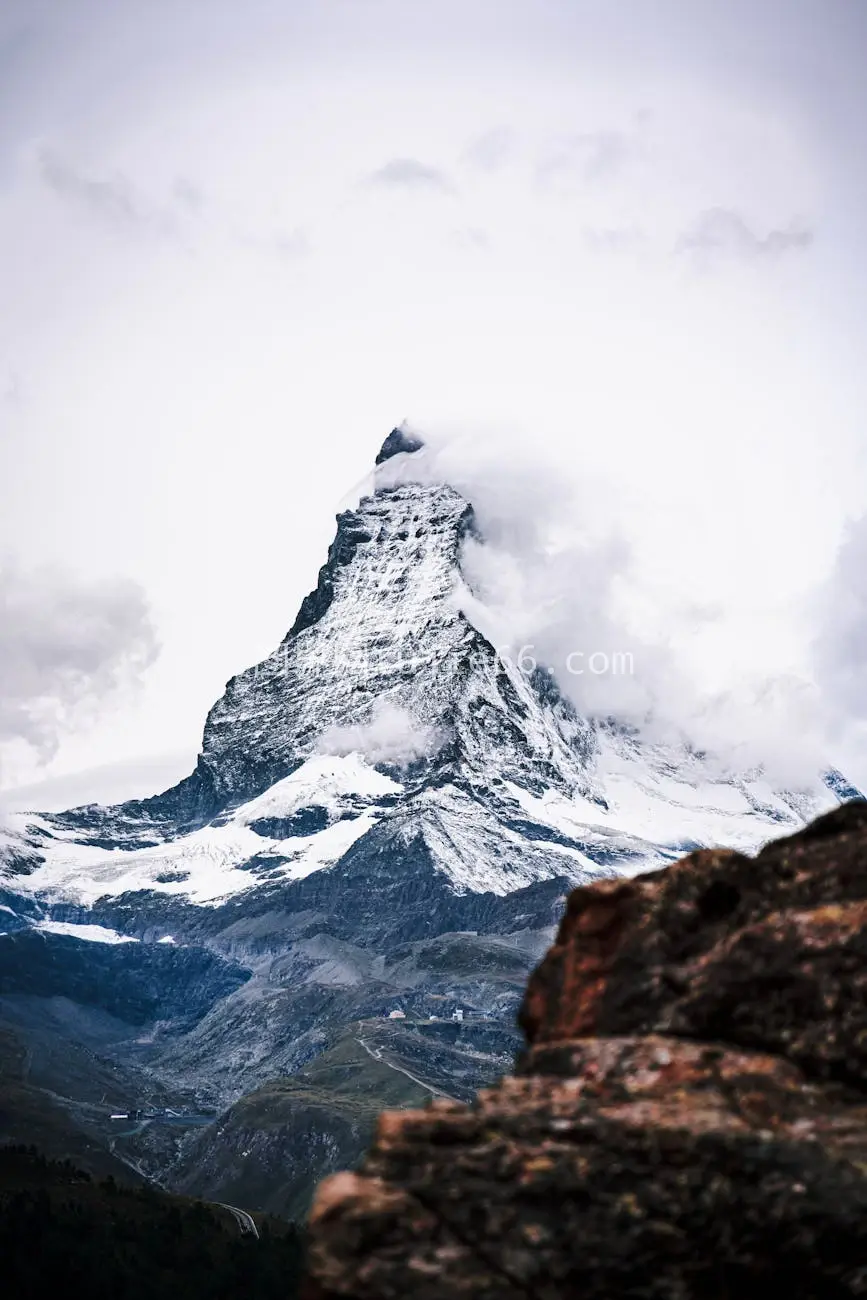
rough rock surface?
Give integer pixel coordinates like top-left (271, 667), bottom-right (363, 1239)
top-left (304, 800), bottom-right (867, 1298)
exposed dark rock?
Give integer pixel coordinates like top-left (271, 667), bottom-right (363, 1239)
top-left (0, 931), bottom-right (249, 1027)
top-left (304, 801), bottom-right (867, 1298)
top-left (374, 427), bottom-right (425, 465)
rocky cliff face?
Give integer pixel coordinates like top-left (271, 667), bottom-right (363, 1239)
top-left (304, 799), bottom-right (867, 1299)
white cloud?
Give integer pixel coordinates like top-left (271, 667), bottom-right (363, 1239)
top-left (448, 226), bottom-right (489, 251)
top-left (317, 699), bottom-right (442, 768)
top-left (677, 207), bottom-right (813, 262)
top-left (367, 158), bottom-right (451, 191)
top-left (0, 559), bottom-right (159, 779)
top-left (536, 127), bottom-right (636, 190)
top-left (462, 126), bottom-right (515, 172)
top-left (378, 429), bottom-right (850, 786)
top-left (582, 224), bottom-right (645, 253)
top-left (35, 144), bottom-right (178, 236)
top-left (812, 515), bottom-right (867, 745)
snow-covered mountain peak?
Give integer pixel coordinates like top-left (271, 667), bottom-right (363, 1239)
top-left (1, 428), bottom-right (859, 913)
top-left (199, 477), bottom-right (481, 803)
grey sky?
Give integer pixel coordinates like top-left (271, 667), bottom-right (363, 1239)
top-left (1, 0), bottom-right (866, 796)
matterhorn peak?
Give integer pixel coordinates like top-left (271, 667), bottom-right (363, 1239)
top-left (2, 425), bottom-right (854, 909)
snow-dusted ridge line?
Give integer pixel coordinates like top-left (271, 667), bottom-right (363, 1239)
top-left (34, 920), bottom-right (139, 945)
top-left (1, 746), bottom-right (844, 910)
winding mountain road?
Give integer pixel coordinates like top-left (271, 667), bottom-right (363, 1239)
top-left (356, 1035), bottom-right (457, 1101)
top-left (216, 1201), bottom-right (260, 1238)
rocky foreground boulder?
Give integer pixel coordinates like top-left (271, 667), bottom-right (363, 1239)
top-left (304, 801), bottom-right (867, 1298)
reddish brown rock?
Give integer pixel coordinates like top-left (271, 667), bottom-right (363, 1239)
top-left (305, 801), bottom-right (867, 1298)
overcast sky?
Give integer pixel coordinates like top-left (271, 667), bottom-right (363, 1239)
top-left (2, 0), bottom-right (867, 805)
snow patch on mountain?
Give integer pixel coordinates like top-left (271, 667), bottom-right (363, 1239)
top-left (16, 813), bottom-right (373, 905)
top-left (2, 754), bottom-right (397, 906)
top-left (236, 753), bottom-right (401, 822)
top-left (34, 919), bottom-right (139, 944)
top-left (505, 726), bottom-right (841, 872)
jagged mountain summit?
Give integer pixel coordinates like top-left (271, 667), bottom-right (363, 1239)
top-left (0, 427), bottom-right (858, 1213)
top-left (1, 427), bottom-right (850, 911)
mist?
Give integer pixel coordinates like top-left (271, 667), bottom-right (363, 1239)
top-left (379, 426), bottom-right (852, 786)
top-left (0, 559), bottom-right (159, 785)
